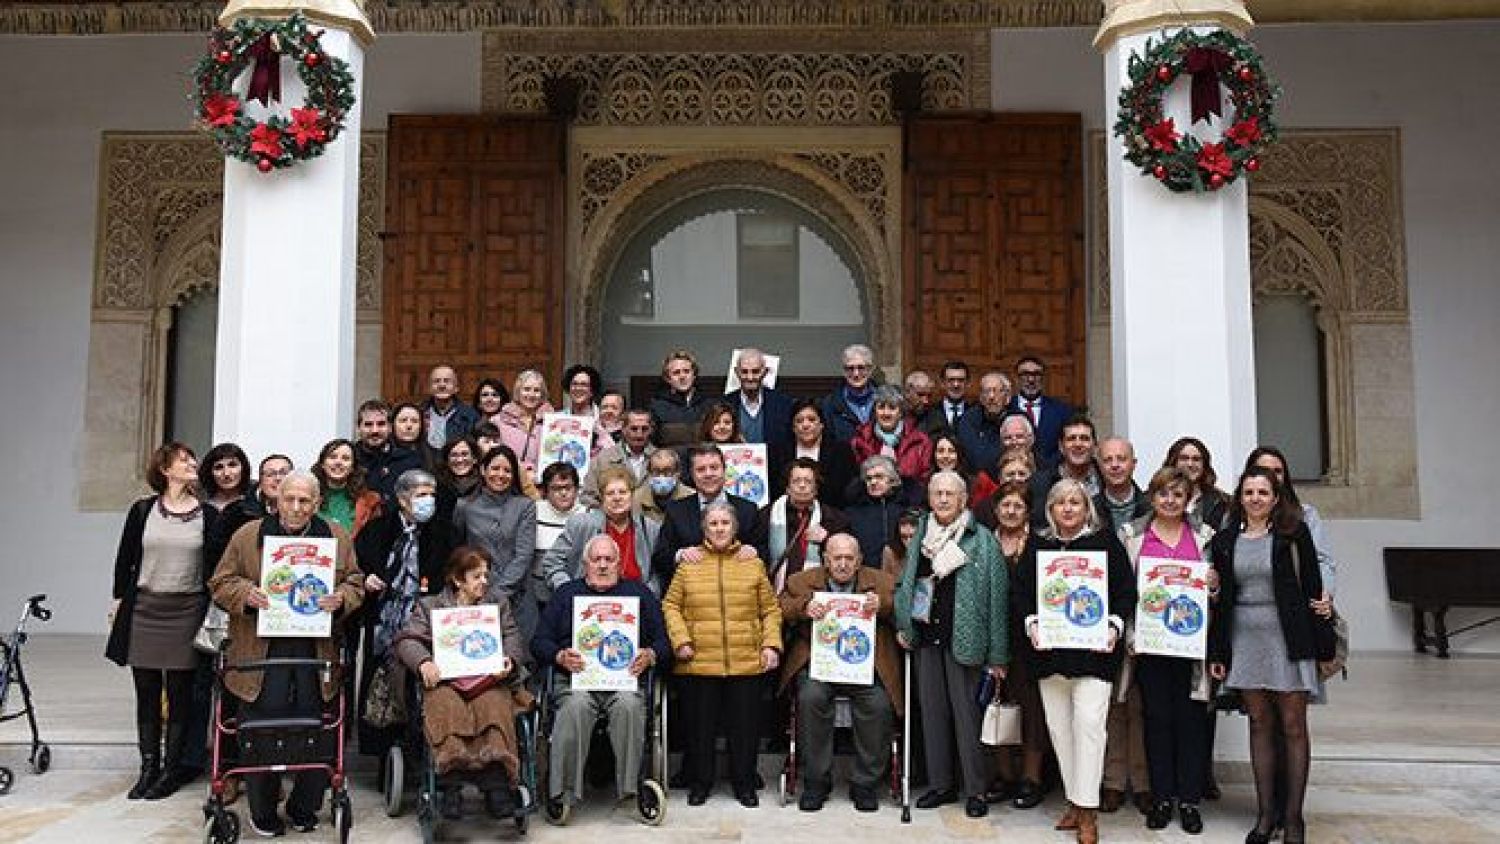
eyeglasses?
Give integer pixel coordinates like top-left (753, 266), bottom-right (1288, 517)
top-left (261, 468), bottom-right (290, 478)
top-left (1017, 369), bottom-right (1045, 377)
top-left (844, 364), bottom-right (871, 373)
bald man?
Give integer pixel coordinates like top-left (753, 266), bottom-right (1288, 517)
top-left (726, 347), bottom-right (796, 453)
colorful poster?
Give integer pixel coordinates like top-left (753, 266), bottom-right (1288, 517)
top-left (432, 604), bottom-right (507, 680)
top-left (1134, 557), bottom-right (1210, 660)
top-left (808, 592), bottom-right (877, 686)
top-left (572, 596), bottom-right (641, 692)
top-left (257, 537), bottom-right (338, 638)
top-left (721, 443), bottom-right (770, 506)
top-left (1035, 550), bottom-right (1111, 651)
top-left (725, 349), bottom-right (782, 392)
top-left (537, 413), bottom-right (594, 483)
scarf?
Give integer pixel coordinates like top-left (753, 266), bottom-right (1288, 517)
top-left (768, 496), bottom-right (822, 592)
top-left (921, 510), bottom-right (970, 580)
top-left (375, 519), bottom-right (421, 658)
top-left (844, 384), bottom-right (874, 423)
top-left (875, 420), bottom-right (904, 449)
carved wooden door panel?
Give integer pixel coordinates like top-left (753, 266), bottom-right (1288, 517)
top-left (383, 116), bottom-right (565, 402)
top-left (903, 113), bottom-right (1085, 405)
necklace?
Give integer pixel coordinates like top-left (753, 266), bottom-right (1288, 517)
top-left (156, 494), bottom-right (201, 523)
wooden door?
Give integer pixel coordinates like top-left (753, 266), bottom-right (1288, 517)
top-left (382, 115), bottom-right (566, 403)
top-left (903, 113), bottom-right (1085, 405)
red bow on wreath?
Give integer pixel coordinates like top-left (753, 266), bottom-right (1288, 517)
top-left (247, 33), bottom-right (282, 107)
top-left (1184, 47), bottom-right (1232, 124)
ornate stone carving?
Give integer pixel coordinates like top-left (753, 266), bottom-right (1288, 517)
top-left (579, 152), bottom-right (670, 231)
top-left (795, 151), bottom-right (890, 233)
top-left (357, 135), bottom-right (387, 310)
top-left (481, 30), bottom-right (989, 124)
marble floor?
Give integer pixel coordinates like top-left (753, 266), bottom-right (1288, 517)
top-left (2, 637), bottom-right (1498, 842)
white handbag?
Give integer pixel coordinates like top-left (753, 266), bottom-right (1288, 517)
top-left (980, 700), bottom-right (1022, 746)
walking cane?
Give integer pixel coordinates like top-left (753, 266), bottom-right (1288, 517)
top-left (901, 648), bottom-right (912, 823)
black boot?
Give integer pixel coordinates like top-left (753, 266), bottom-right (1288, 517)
top-left (144, 723), bottom-right (190, 800)
top-left (129, 719), bottom-right (162, 800)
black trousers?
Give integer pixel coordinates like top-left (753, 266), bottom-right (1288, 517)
top-left (1136, 655), bottom-right (1209, 804)
top-left (242, 640), bottom-right (328, 823)
top-left (678, 674), bottom-right (764, 793)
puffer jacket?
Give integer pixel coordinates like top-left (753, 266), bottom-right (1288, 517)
top-left (663, 541), bottom-right (783, 677)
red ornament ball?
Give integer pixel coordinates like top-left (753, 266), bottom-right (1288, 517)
top-left (1156, 65), bottom-right (1173, 82)
top-left (304, 52), bottom-right (321, 67)
top-left (256, 157), bottom-right (274, 173)
top-left (215, 50), bottom-right (233, 64)
top-left (1209, 173), bottom-right (1226, 188)
top-left (1245, 157), bottom-right (1261, 173)
top-left (1153, 164), bottom-right (1168, 180)
top-left (1237, 66), bottom-right (1254, 83)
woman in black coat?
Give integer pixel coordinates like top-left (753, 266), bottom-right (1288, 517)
top-left (1207, 467), bottom-right (1331, 844)
top-left (769, 398), bottom-right (857, 508)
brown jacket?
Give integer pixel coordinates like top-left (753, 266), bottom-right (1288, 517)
top-left (393, 587), bottom-right (530, 687)
top-left (777, 566), bottom-right (904, 716)
top-left (208, 518), bottom-right (365, 704)
top-left (663, 542), bottom-right (783, 677)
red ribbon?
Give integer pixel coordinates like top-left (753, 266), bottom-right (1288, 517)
top-left (247, 34), bottom-right (282, 107)
top-left (1184, 47), bottom-right (1232, 124)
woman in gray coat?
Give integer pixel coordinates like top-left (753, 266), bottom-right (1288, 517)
top-left (543, 467), bottom-right (661, 593)
top-left (454, 445), bottom-right (538, 644)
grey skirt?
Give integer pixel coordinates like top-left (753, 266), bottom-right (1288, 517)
top-left (128, 590), bottom-right (204, 671)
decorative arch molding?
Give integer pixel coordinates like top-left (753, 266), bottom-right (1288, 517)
top-left (81, 133), bottom-right (386, 510)
top-left (1087, 129), bottom-right (1417, 518)
top-left (566, 126), bottom-right (902, 373)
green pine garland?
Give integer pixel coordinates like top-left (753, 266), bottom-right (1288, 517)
top-left (1113, 29), bottom-right (1280, 193)
top-left (192, 12), bottom-right (356, 173)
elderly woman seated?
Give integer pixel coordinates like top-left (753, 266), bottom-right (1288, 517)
top-left (395, 546), bottom-right (531, 821)
top-left (532, 535), bottom-right (671, 810)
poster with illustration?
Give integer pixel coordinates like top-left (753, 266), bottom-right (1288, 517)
top-left (572, 596), bottom-right (641, 692)
top-left (724, 349), bottom-right (782, 392)
top-left (537, 413), bottom-right (594, 483)
top-left (432, 604), bottom-right (507, 680)
top-left (1133, 557), bottom-right (1209, 660)
top-left (721, 443), bottom-right (770, 506)
top-left (808, 592), bottom-right (877, 686)
top-left (257, 537), bottom-right (338, 638)
top-left (1035, 551), bottom-right (1111, 651)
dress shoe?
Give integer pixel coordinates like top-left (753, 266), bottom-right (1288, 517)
top-left (1055, 802), bottom-right (1080, 830)
top-left (735, 788), bottom-right (759, 808)
top-left (1076, 807), bottom-right (1099, 844)
top-left (1244, 831), bottom-right (1272, 844)
top-left (980, 780), bottom-right (1015, 804)
top-left (687, 787), bottom-right (709, 806)
top-left (964, 796), bottom-right (989, 818)
top-left (127, 753), bottom-right (160, 800)
top-left (287, 809), bottom-right (319, 833)
top-left (798, 789), bottom-right (827, 812)
top-left (1012, 780), bottom-right (1047, 810)
top-left (915, 788), bottom-right (958, 809)
top-left (1179, 803), bottom-right (1204, 835)
top-left (850, 784), bottom-right (879, 812)
top-left (1146, 799), bottom-right (1173, 830)
top-left (1133, 790), bottom-right (1155, 815)
top-left (1098, 787), bottom-right (1125, 813)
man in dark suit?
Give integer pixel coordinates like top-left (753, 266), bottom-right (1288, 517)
top-left (936, 360), bottom-right (974, 432)
top-left (905, 369), bottom-right (947, 436)
top-left (1007, 355), bottom-right (1073, 466)
top-left (650, 444), bottom-right (765, 589)
top-left (726, 347), bottom-right (795, 454)
top-left (954, 371), bottom-right (1014, 474)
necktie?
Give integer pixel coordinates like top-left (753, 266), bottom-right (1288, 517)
top-left (1028, 399), bottom-right (1039, 426)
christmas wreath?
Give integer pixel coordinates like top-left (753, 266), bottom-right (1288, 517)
top-left (192, 12), bottom-right (356, 173)
top-left (1113, 29), bottom-right (1280, 193)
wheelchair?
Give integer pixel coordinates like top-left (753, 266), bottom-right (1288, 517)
top-left (201, 644), bottom-right (353, 844)
top-left (0, 594), bottom-right (53, 795)
top-left (531, 664), bottom-right (668, 826)
top-left (380, 672), bottom-right (538, 842)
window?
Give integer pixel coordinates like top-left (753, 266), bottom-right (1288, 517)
top-left (736, 212), bottom-right (799, 318)
top-left (164, 286), bottom-right (218, 454)
top-left (1253, 293), bottom-right (1327, 482)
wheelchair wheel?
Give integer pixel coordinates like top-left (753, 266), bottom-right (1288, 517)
top-left (514, 784), bottom-right (531, 835)
top-left (544, 792), bottom-right (571, 826)
top-left (0, 766), bottom-right (13, 795)
top-left (637, 779), bottom-right (666, 826)
top-left (333, 789), bottom-right (353, 844)
top-left (202, 809), bottom-right (240, 844)
top-left (777, 770), bottom-right (790, 807)
top-left (32, 744), bottom-right (51, 775)
top-left (383, 746), bottom-right (405, 817)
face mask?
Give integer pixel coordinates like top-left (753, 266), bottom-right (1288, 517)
top-left (648, 476), bottom-right (676, 496)
top-left (410, 494), bottom-right (436, 523)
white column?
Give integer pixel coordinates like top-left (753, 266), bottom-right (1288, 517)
top-left (212, 3), bottom-right (372, 469)
top-left (1098, 4), bottom-right (1259, 479)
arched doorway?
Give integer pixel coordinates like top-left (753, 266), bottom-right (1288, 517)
top-left (600, 186), bottom-right (869, 387)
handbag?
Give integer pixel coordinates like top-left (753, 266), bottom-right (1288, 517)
top-left (1289, 540), bottom-right (1348, 679)
top-left (192, 602), bottom-right (229, 655)
top-left (363, 660), bottom-right (407, 728)
top-left (449, 673), bottom-right (499, 701)
top-left (980, 700), bottom-right (1022, 746)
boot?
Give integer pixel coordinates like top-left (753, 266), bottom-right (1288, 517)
top-left (1076, 807), bottom-right (1099, 844)
top-left (1055, 801), bottom-right (1080, 830)
top-left (144, 723), bottom-right (190, 800)
top-left (129, 720), bottom-right (162, 800)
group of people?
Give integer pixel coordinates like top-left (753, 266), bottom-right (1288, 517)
top-left (108, 348), bottom-right (1339, 844)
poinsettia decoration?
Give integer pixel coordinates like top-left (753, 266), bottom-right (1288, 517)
top-left (191, 12), bottom-right (355, 173)
top-left (1113, 28), bottom-right (1280, 193)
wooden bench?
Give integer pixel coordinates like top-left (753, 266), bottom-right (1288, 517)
top-left (1383, 547), bottom-right (1500, 657)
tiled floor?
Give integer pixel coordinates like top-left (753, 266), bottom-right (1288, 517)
top-left (3, 636), bottom-right (1498, 842)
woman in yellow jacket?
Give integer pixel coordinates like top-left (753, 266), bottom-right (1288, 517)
top-left (664, 500), bottom-right (783, 808)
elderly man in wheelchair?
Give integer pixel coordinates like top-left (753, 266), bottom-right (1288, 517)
top-left (531, 535), bottom-right (671, 821)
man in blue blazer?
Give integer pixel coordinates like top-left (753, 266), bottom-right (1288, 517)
top-left (725, 348), bottom-right (795, 455)
top-left (1006, 355), bottom-right (1073, 466)
top-left (650, 445), bottom-right (766, 589)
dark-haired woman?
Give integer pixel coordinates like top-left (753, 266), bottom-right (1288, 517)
top-left (106, 442), bottom-right (218, 800)
top-left (393, 401), bottom-right (441, 473)
top-left (453, 445), bottom-right (538, 644)
top-left (314, 438), bottom-right (382, 540)
top-left (199, 443), bottom-right (252, 515)
top-left (436, 436), bottom-right (481, 525)
top-left (1208, 468), bottom-right (1331, 844)
top-left (1164, 437), bottom-right (1231, 531)
top-left (770, 398), bottom-right (857, 507)
top-left (473, 377), bottom-right (510, 424)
